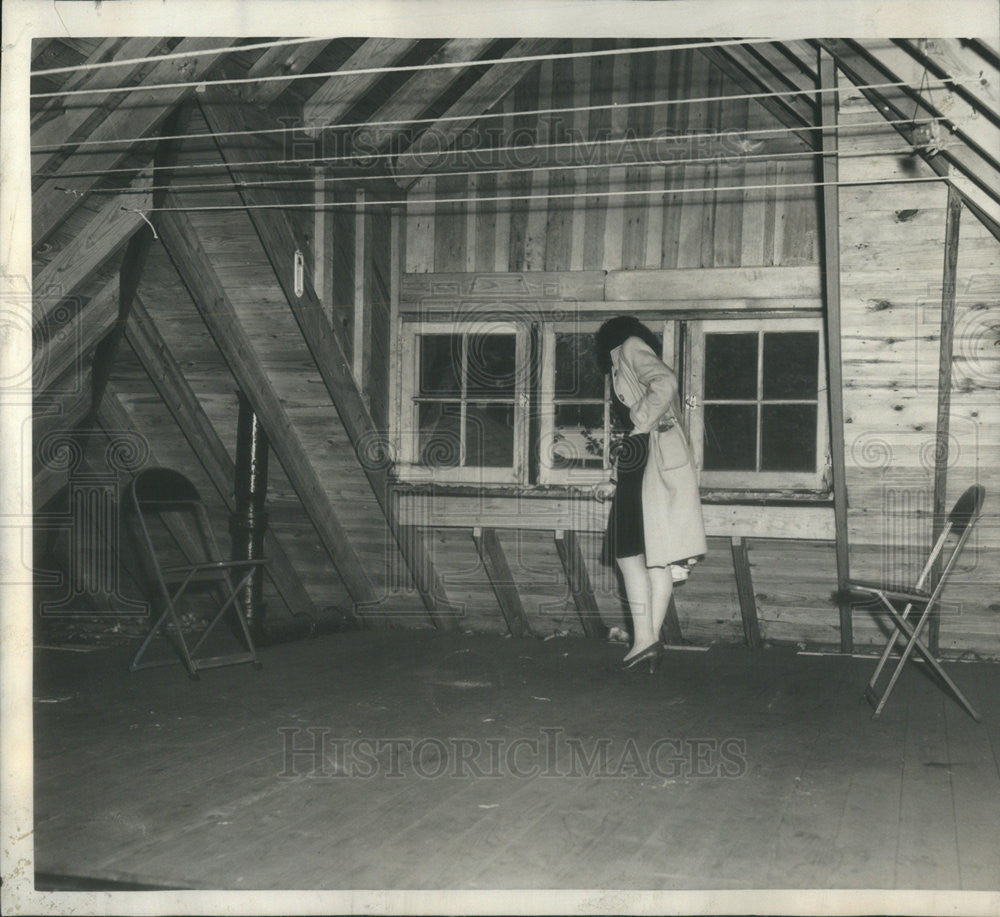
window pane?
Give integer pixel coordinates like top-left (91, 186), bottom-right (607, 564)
top-left (419, 335), bottom-right (461, 396)
top-left (417, 401), bottom-right (461, 467)
top-left (555, 333), bottom-right (604, 398)
top-left (761, 404), bottom-right (817, 471)
top-left (704, 333), bottom-right (758, 400)
top-left (703, 404), bottom-right (757, 471)
top-left (466, 403), bottom-right (515, 467)
top-left (552, 403), bottom-right (605, 469)
top-left (466, 333), bottom-right (516, 398)
top-left (763, 332), bottom-right (819, 400)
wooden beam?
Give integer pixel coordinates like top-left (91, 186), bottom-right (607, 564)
top-left (731, 536), bottom-right (762, 649)
top-left (362, 39), bottom-right (496, 150)
top-left (553, 529), bottom-right (607, 639)
top-left (472, 527), bottom-right (532, 637)
top-left (697, 46), bottom-right (817, 149)
top-left (32, 37), bottom-right (234, 247)
top-left (394, 38), bottom-right (563, 184)
top-left (123, 294), bottom-right (325, 630)
top-left (155, 204), bottom-right (377, 610)
top-left (197, 88), bottom-right (457, 630)
top-left (660, 597), bottom-right (684, 647)
top-left (245, 40), bottom-right (331, 104)
top-left (34, 275), bottom-right (118, 396)
top-left (818, 49), bottom-right (853, 654)
top-left (814, 38), bottom-right (1000, 243)
top-left (929, 186), bottom-right (963, 656)
top-left (303, 39), bottom-right (420, 128)
top-left (32, 175), bottom-right (152, 326)
top-left (713, 43), bottom-right (818, 126)
top-left (31, 38), bottom-right (163, 175)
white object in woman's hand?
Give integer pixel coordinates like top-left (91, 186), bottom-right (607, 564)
top-left (593, 482), bottom-right (616, 503)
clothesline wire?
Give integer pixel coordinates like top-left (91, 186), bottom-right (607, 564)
top-left (87, 143), bottom-right (947, 197)
top-left (30, 76), bottom-right (976, 154)
top-left (32, 37), bottom-right (322, 76)
top-left (130, 174), bottom-right (951, 214)
top-left (29, 38), bottom-right (799, 100)
top-left (37, 115), bottom-right (953, 181)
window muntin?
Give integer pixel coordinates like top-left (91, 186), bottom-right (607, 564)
top-left (687, 318), bottom-right (828, 491)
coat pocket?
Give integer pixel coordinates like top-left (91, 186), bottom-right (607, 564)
top-left (654, 424), bottom-right (690, 471)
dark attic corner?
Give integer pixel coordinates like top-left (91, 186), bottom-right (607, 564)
top-left (4, 14), bottom-right (1000, 908)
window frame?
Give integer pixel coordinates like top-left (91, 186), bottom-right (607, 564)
top-left (396, 320), bottom-right (529, 484)
top-left (684, 316), bottom-right (830, 492)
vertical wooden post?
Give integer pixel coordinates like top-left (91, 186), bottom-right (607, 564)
top-left (313, 172), bottom-right (327, 323)
top-left (818, 49), bottom-right (853, 654)
top-left (353, 187), bottom-right (368, 402)
top-left (929, 185), bottom-right (963, 655)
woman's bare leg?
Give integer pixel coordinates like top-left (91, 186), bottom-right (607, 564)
top-left (648, 565), bottom-right (673, 644)
top-left (616, 554), bottom-right (656, 660)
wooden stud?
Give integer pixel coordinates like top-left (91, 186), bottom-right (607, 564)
top-left (929, 186), bottom-right (963, 655)
top-left (818, 49), bottom-right (854, 654)
top-left (472, 527), bottom-right (532, 637)
top-left (731, 536), bottom-right (762, 649)
top-left (353, 188), bottom-right (368, 401)
top-left (123, 295), bottom-right (324, 628)
top-left (553, 530), bottom-right (607, 639)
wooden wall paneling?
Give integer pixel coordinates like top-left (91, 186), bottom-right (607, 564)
top-left (659, 50), bottom-right (689, 270)
top-left (465, 173), bottom-right (478, 272)
top-left (761, 160), bottom-right (779, 266)
top-left (643, 51), bottom-right (670, 270)
top-left (472, 526), bottom-right (533, 636)
top-left (602, 42), bottom-right (630, 272)
top-left (677, 51), bottom-right (708, 269)
top-left (553, 529), bottom-right (607, 638)
top-left (544, 55), bottom-right (575, 272)
top-left (433, 171), bottom-right (467, 273)
top-left (367, 205), bottom-right (392, 432)
top-left (711, 91), bottom-right (746, 268)
top-left (568, 44), bottom-right (591, 273)
top-left (406, 175), bottom-right (435, 273)
top-left (700, 63), bottom-right (726, 268)
top-left (525, 59), bottom-right (553, 272)
top-left (354, 188), bottom-right (369, 397)
top-left (621, 50), bottom-right (654, 271)
top-left (32, 38), bottom-right (234, 247)
top-left (582, 41), bottom-right (614, 270)
top-left (740, 159), bottom-right (769, 267)
top-left (475, 166), bottom-right (498, 273)
top-left (245, 40), bottom-right (331, 105)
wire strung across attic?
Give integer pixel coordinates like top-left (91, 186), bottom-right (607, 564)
top-left (36, 114), bottom-right (959, 182)
top-left (29, 75), bottom-right (979, 153)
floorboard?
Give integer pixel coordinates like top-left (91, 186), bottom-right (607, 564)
top-left (32, 630), bottom-right (1000, 891)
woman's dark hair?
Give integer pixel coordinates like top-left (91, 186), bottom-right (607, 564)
top-left (593, 316), bottom-right (660, 374)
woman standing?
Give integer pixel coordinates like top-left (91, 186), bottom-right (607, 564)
top-left (594, 316), bottom-right (707, 671)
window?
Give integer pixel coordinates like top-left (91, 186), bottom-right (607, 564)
top-left (397, 322), bottom-right (529, 483)
top-left (684, 318), bottom-right (829, 491)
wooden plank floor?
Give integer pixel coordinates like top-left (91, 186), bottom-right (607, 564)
top-left (33, 630), bottom-right (1000, 891)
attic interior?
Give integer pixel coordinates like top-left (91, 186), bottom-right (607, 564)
top-left (23, 34), bottom-right (1000, 892)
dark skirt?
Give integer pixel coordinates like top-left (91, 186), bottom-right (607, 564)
top-left (601, 432), bottom-right (650, 565)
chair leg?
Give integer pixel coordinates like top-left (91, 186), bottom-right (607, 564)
top-left (131, 600), bottom-right (198, 678)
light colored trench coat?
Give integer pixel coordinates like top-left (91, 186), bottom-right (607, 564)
top-left (610, 336), bottom-right (708, 567)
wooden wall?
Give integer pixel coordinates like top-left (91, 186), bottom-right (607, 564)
top-left (405, 42), bottom-right (820, 275)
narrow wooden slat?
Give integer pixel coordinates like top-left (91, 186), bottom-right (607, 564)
top-left (731, 536), bottom-right (762, 648)
top-left (553, 530), bottom-right (607, 639)
top-left (123, 295), bottom-right (324, 627)
top-left (604, 265), bottom-right (822, 301)
top-left (818, 49), bottom-right (854, 653)
top-left (472, 527), bottom-right (532, 637)
top-left (155, 204), bottom-right (376, 608)
top-left (401, 270), bottom-right (606, 302)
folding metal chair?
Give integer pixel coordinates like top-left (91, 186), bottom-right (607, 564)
top-left (129, 468), bottom-right (263, 678)
top-left (849, 484), bottom-right (985, 721)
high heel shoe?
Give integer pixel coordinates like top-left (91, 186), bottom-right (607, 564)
top-left (622, 642), bottom-right (663, 673)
